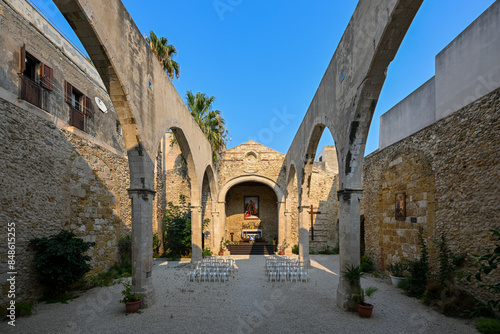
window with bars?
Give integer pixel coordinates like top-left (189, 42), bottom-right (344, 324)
top-left (19, 44), bottom-right (53, 109)
top-left (65, 81), bottom-right (93, 132)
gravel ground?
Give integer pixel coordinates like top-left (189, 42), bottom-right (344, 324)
top-left (3, 255), bottom-right (478, 334)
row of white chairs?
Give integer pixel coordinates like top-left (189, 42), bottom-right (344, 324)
top-left (266, 256), bottom-right (308, 282)
top-left (188, 258), bottom-right (236, 283)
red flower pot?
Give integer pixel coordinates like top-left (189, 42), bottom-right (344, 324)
top-left (357, 303), bottom-right (374, 318)
top-left (125, 300), bottom-right (141, 313)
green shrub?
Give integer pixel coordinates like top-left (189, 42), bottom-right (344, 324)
top-left (464, 229), bottom-right (500, 313)
top-left (162, 195), bottom-right (192, 257)
top-left (360, 255), bottom-right (374, 273)
top-left (476, 318), bottom-right (500, 334)
top-left (386, 261), bottom-right (408, 277)
top-left (318, 245), bottom-right (339, 255)
top-left (401, 226), bottom-right (429, 298)
top-left (292, 244), bottom-right (299, 255)
top-left (29, 230), bottom-right (95, 297)
top-left (202, 248), bottom-right (213, 257)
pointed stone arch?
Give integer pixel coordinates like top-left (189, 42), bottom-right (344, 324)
top-left (283, 0), bottom-right (424, 310)
top-left (53, 0), bottom-right (216, 307)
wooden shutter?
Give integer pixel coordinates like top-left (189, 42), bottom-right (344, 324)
top-left (41, 64), bottom-right (53, 91)
top-left (65, 81), bottom-right (73, 104)
top-left (83, 95), bottom-right (93, 116)
top-left (20, 44), bottom-right (26, 73)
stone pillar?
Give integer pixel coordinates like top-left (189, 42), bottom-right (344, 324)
top-left (191, 205), bottom-right (202, 263)
top-left (336, 188), bottom-right (363, 310)
top-left (278, 201), bottom-right (286, 250)
top-left (284, 210), bottom-right (292, 254)
top-left (128, 188), bottom-right (156, 308)
top-left (298, 205), bottom-right (311, 267)
top-left (211, 210), bottom-right (220, 251)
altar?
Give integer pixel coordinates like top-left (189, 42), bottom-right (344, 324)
top-left (241, 229), bottom-right (262, 239)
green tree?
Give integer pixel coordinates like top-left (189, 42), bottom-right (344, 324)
top-left (29, 230), bottom-right (95, 297)
top-left (146, 31), bottom-right (179, 80)
top-left (185, 90), bottom-right (229, 162)
top-left (162, 195), bottom-right (191, 257)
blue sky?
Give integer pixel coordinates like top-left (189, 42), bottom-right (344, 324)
top-left (30, 0), bottom-right (495, 156)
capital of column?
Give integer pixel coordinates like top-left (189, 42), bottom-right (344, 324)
top-left (190, 205), bottom-right (201, 212)
top-left (337, 188), bottom-right (364, 201)
top-left (298, 205), bottom-right (310, 213)
top-left (127, 187), bottom-right (156, 200)
top-left (211, 211), bottom-right (220, 217)
top-left (284, 211), bottom-right (292, 216)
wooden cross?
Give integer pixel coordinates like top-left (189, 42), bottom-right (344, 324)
top-left (308, 204), bottom-right (321, 241)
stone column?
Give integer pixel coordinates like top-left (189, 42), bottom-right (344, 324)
top-left (211, 210), bottom-right (220, 251)
top-left (278, 201), bottom-right (286, 249)
top-left (128, 188), bottom-right (156, 308)
top-left (336, 188), bottom-right (363, 310)
top-left (298, 205), bottom-right (311, 267)
top-left (191, 205), bottom-right (202, 264)
top-left (284, 210), bottom-right (292, 254)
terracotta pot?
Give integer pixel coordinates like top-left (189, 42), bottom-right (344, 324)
top-left (279, 250), bottom-right (285, 255)
top-left (357, 303), bottom-right (374, 318)
top-left (218, 251), bottom-right (224, 256)
top-left (125, 300), bottom-right (141, 313)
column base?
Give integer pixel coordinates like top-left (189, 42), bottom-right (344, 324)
top-left (336, 286), bottom-right (355, 311)
top-left (138, 284), bottom-right (156, 309)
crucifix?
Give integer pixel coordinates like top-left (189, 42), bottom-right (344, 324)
top-left (308, 204), bottom-right (321, 241)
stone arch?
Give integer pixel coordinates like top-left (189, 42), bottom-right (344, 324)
top-left (285, 164), bottom-right (299, 249)
top-left (218, 175), bottom-right (285, 203)
top-left (53, 0), bottom-right (216, 307)
top-left (201, 165), bottom-right (218, 251)
top-left (281, 0), bottom-right (423, 310)
top-left (215, 175), bottom-right (286, 248)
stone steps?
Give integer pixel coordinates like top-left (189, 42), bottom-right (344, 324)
top-left (227, 244), bottom-right (275, 255)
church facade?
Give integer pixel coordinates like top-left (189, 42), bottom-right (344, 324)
top-left (0, 0), bottom-right (499, 308)
top-left (156, 137), bottom-right (340, 254)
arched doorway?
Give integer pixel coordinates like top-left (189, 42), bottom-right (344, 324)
top-left (225, 181), bottom-right (278, 244)
top-left (215, 175), bottom-right (286, 253)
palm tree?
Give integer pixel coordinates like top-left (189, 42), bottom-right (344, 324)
top-left (184, 91), bottom-right (229, 163)
top-left (146, 31), bottom-right (180, 80)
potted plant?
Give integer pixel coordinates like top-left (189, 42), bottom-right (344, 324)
top-left (219, 237), bottom-right (227, 256)
top-left (277, 239), bottom-right (289, 255)
top-left (386, 260), bottom-right (408, 287)
top-left (343, 264), bottom-right (377, 318)
top-left (119, 281), bottom-right (142, 313)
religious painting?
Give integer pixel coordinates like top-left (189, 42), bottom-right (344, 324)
top-left (395, 192), bottom-right (406, 221)
top-left (244, 196), bottom-right (259, 220)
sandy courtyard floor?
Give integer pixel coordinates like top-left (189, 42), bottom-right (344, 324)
top-left (3, 255), bottom-right (478, 333)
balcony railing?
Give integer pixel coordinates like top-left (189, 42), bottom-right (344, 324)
top-left (20, 75), bottom-right (42, 109)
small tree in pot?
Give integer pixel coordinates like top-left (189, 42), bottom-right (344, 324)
top-left (386, 260), bottom-right (408, 287)
top-left (119, 281), bottom-right (142, 313)
top-left (343, 264), bottom-right (378, 318)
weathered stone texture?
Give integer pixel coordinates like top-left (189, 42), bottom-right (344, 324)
top-left (217, 141), bottom-right (287, 189)
top-left (0, 97), bottom-right (130, 305)
top-left (0, 0), bottom-right (125, 153)
top-left (363, 87), bottom-right (500, 301)
top-left (308, 163), bottom-right (340, 251)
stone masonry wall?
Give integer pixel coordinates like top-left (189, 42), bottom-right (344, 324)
top-left (0, 98), bottom-right (130, 305)
top-left (362, 87), bottom-right (500, 301)
top-left (308, 163), bottom-right (339, 252)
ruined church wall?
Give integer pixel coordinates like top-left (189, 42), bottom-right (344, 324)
top-left (308, 163), bottom-right (339, 252)
top-left (0, 1), bottom-right (131, 305)
top-left (363, 87), bottom-right (500, 301)
top-left (0, 98), bottom-right (130, 305)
